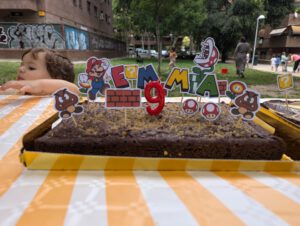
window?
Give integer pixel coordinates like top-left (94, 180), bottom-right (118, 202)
top-left (87, 1), bottom-right (91, 13)
top-left (94, 6), bottom-right (98, 17)
top-left (73, 0), bottom-right (77, 6)
top-left (99, 10), bottom-right (104, 20)
top-left (79, 0), bottom-right (82, 9)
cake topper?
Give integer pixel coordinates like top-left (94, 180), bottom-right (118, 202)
top-left (164, 67), bottom-right (190, 93)
top-left (277, 74), bottom-right (294, 110)
top-left (78, 57), bottom-right (112, 101)
top-left (53, 88), bottom-right (84, 119)
top-left (78, 73), bottom-right (90, 93)
top-left (226, 81), bottom-right (247, 99)
top-left (105, 88), bottom-right (141, 109)
top-left (277, 74), bottom-right (293, 91)
top-left (201, 102), bottom-right (221, 121)
top-left (230, 90), bottom-right (260, 120)
top-left (182, 99), bottom-right (199, 115)
top-left (144, 81), bottom-right (165, 116)
top-left (193, 37), bottom-right (219, 73)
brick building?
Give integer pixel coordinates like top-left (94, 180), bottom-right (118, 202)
top-left (0, 0), bottom-right (125, 60)
top-left (257, 13), bottom-right (300, 60)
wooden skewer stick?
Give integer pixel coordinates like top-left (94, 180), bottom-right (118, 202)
top-left (124, 109), bottom-right (127, 127)
top-left (285, 91), bottom-right (289, 110)
top-left (181, 94), bottom-right (184, 103)
top-left (71, 116), bottom-right (78, 127)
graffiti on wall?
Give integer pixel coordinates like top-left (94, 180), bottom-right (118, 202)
top-left (90, 33), bottom-right (117, 50)
top-left (65, 26), bottom-right (89, 50)
top-left (0, 23), bottom-right (124, 52)
top-left (3, 24), bottom-right (65, 49)
top-left (0, 27), bottom-right (8, 44)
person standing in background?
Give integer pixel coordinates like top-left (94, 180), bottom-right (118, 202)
top-left (168, 47), bottom-right (177, 69)
top-left (275, 55), bottom-right (281, 72)
top-left (234, 36), bottom-right (251, 78)
top-left (290, 54), bottom-right (300, 73)
top-left (281, 52), bottom-right (288, 72)
top-left (246, 53), bottom-right (250, 68)
top-left (270, 55), bottom-right (276, 71)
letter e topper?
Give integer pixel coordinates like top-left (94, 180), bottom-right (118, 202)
top-left (230, 90), bottom-right (260, 120)
top-left (194, 37), bottom-right (219, 72)
top-left (53, 88), bottom-right (84, 119)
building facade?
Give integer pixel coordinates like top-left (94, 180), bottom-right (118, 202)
top-left (0, 0), bottom-right (125, 59)
top-left (258, 13), bottom-right (300, 60)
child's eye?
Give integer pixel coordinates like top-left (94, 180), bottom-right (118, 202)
top-left (28, 66), bottom-right (36, 70)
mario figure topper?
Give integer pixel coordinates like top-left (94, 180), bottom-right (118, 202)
top-left (78, 57), bottom-right (111, 101)
top-left (194, 37), bottom-right (219, 72)
top-left (53, 88), bottom-right (84, 119)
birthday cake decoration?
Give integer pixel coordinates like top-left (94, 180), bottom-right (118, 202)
top-left (56, 37), bottom-right (261, 122)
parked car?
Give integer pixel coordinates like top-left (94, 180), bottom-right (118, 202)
top-left (135, 48), bottom-right (149, 58)
top-left (149, 50), bottom-right (158, 58)
top-left (161, 50), bottom-right (169, 58)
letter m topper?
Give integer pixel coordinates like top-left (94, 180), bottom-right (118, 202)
top-left (164, 67), bottom-right (190, 93)
top-left (137, 64), bottom-right (159, 89)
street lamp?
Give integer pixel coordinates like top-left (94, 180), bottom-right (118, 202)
top-left (252, 15), bottom-right (265, 67)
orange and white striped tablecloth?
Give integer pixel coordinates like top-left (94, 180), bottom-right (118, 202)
top-left (0, 95), bottom-right (300, 226)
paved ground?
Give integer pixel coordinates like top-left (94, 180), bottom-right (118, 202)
top-left (251, 64), bottom-right (300, 78)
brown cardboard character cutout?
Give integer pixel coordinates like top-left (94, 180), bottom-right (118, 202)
top-left (231, 90), bottom-right (260, 120)
top-left (54, 88), bottom-right (84, 119)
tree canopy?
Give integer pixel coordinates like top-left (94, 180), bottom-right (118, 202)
top-left (113, 0), bottom-right (295, 62)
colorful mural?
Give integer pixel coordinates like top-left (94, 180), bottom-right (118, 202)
top-left (0, 23), bottom-right (124, 52)
top-left (65, 25), bottom-right (89, 50)
top-left (0, 24), bottom-right (65, 49)
top-left (0, 27), bottom-right (8, 44)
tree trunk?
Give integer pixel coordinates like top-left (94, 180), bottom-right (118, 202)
top-left (156, 22), bottom-right (161, 77)
top-left (147, 31), bottom-right (151, 57)
top-left (141, 33), bottom-right (145, 49)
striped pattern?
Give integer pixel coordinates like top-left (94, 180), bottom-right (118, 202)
top-left (22, 152), bottom-right (300, 171)
top-left (0, 95), bottom-right (300, 226)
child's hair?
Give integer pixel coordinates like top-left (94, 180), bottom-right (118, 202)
top-left (22, 48), bottom-right (75, 82)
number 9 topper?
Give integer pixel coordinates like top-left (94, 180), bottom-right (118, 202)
top-left (144, 81), bottom-right (165, 116)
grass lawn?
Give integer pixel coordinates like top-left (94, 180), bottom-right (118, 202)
top-left (1, 58), bottom-right (300, 98)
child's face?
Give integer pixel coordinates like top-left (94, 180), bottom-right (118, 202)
top-left (17, 52), bottom-right (52, 81)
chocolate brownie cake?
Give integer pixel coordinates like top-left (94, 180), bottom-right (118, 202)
top-left (260, 100), bottom-right (300, 159)
top-left (262, 100), bottom-right (300, 126)
top-left (27, 102), bottom-right (286, 160)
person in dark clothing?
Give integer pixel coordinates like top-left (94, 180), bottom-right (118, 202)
top-left (234, 37), bottom-right (251, 78)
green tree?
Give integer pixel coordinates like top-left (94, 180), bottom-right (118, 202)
top-left (264, 0), bottom-right (294, 27)
top-left (198, 0), bottom-right (264, 62)
top-left (115, 0), bottom-right (206, 74)
top-left (112, 0), bottom-right (134, 53)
